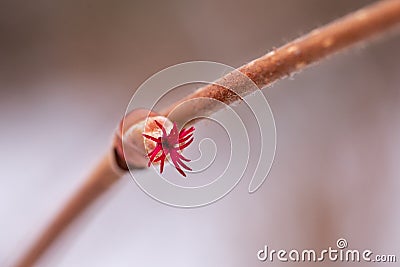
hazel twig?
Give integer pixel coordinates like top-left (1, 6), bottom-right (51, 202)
top-left (14, 0), bottom-right (400, 266)
top-left (162, 0), bottom-right (400, 124)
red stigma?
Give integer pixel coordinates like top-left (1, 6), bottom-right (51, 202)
top-left (142, 120), bottom-right (195, 177)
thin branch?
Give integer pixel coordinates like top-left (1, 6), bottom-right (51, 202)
top-left (14, 154), bottom-right (123, 267)
top-left (14, 0), bottom-right (400, 266)
top-left (162, 0), bottom-right (400, 124)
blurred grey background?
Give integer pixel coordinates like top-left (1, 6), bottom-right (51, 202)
top-left (1, 0), bottom-right (400, 266)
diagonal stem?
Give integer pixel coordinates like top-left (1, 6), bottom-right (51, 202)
top-left (14, 1), bottom-right (400, 266)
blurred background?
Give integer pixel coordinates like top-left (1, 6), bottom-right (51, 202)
top-left (1, 0), bottom-right (400, 266)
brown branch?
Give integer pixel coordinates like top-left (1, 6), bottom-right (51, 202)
top-left (162, 0), bottom-right (400, 124)
top-left (14, 153), bottom-right (123, 267)
top-left (14, 0), bottom-right (400, 266)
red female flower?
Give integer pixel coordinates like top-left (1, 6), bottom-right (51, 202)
top-left (142, 120), bottom-right (194, 177)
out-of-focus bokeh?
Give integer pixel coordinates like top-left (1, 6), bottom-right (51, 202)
top-left (1, 0), bottom-right (400, 266)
